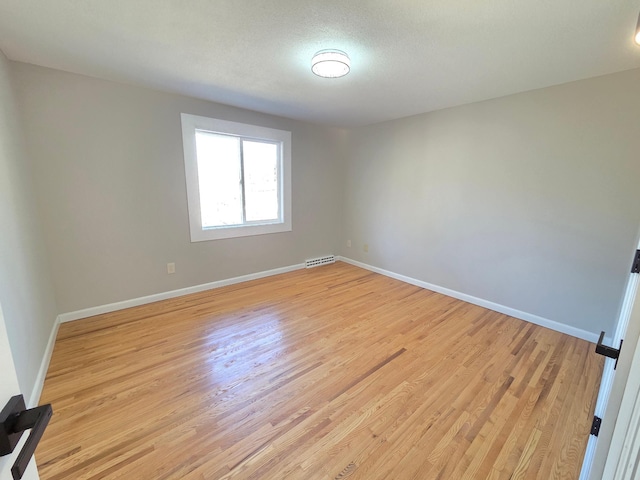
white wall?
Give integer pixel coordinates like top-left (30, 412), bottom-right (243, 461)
top-left (342, 68), bottom-right (640, 336)
top-left (8, 59), bottom-right (640, 342)
top-left (0, 51), bottom-right (58, 404)
top-left (12, 63), bottom-right (346, 314)
top-left (3, 51), bottom-right (640, 480)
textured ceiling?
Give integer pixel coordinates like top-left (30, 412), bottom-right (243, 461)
top-left (1, 1), bottom-right (639, 127)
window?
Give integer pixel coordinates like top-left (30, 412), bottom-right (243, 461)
top-left (181, 113), bottom-right (291, 241)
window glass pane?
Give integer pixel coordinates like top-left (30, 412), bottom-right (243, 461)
top-left (243, 140), bottom-right (279, 222)
top-left (195, 131), bottom-right (242, 227)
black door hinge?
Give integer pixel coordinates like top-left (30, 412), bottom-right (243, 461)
top-left (632, 250), bottom-right (640, 274)
top-left (591, 416), bottom-right (602, 437)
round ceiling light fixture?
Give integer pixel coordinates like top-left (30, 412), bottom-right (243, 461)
top-left (311, 49), bottom-right (350, 78)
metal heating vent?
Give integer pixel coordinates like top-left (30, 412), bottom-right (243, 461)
top-left (305, 255), bottom-right (335, 269)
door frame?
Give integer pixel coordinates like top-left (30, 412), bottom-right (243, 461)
top-left (583, 240), bottom-right (640, 479)
top-left (602, 312), bottom-right (640, 478)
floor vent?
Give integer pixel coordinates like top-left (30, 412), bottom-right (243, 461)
top-left (305, 255), bottom-right (336, 269)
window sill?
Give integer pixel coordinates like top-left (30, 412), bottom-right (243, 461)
top-left (190, 220), bottom-right (292, 242)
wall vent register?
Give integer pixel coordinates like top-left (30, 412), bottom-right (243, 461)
top-left (305, 255), bottom-right (336, 268)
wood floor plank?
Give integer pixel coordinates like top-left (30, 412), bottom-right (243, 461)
top-left (36, 262), bottom-right (603, 479)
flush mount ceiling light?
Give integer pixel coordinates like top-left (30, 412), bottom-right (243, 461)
top-left (311, 49), bottom-right (350, 78)
top-left (635, 12), bottom-right (640, 45)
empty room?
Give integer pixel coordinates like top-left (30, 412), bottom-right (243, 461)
top-left (1, 1), bottom-right (640, 479)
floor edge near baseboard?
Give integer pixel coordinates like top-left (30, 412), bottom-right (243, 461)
top-left (34, 257), bottom-right (599, 406)
top-left (32, 263), bottom-right (306, 405)
top-left (58, 263), bottom-right (306, 323)
top-left (29, 315), bottom-right (60, 407)
top-left (337, 256), bottom-right (600, 344)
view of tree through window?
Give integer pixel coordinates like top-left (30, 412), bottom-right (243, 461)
top-left (195, 131), bottom-right (280, 228)
top-left (182, 113), bottom-right (290, 241)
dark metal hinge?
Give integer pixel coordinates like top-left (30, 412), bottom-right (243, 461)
top-left (632, 250), bottom-right (640, 274)
top-left (591, 416), bottom-right (602, 437)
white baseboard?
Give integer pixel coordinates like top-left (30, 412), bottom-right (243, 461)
top-left (29, 315), bottom-right (60, 407)
top-left (337, 256), bottom-right (600, 343)
top-left (58, 263), bottom-right (306, 323)
top-left (31, 263), bottom-right (305, 407)
top-left (34, 257), bottom-right (597, 407)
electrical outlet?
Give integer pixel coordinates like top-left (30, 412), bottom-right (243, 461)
top-left (347, 239), bottom-right (352, 248)
top-left (167, 262), bottom-right (176, 274)
top-left (363, 244), bottom-right (369, 253)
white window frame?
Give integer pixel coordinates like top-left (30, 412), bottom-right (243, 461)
top-left (181, 113), bottom-right (292, 242)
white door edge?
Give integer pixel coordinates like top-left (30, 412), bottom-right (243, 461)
top-left (581, 243), bottom-right (640, 480)
top-left (603, 276), bottom-right (640, 478)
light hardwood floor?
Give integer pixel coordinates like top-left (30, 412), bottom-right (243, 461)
top-left (36, 262), bottom-right (603, 479)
